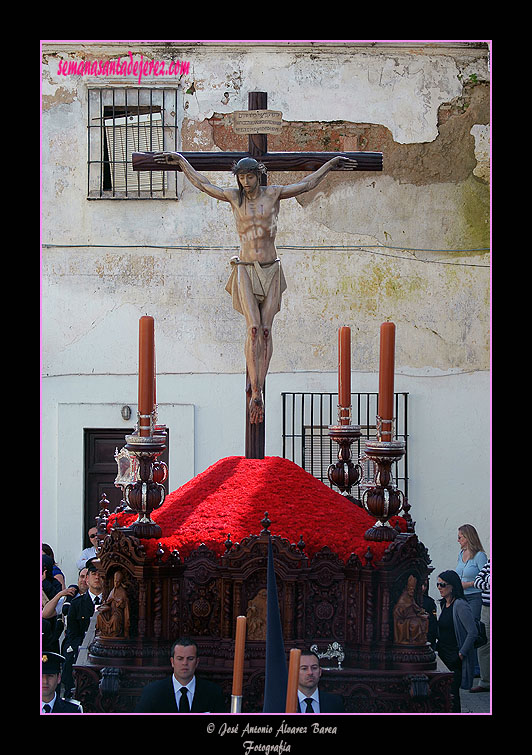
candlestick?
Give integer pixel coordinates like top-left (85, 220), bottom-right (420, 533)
top-left (329, 325), bottom-right (362, 501)
top-left (122, 432), bottom-right (166, 539)
top-left (138, 316), bottom-right (155, 437)
top-left (338, 326), bottom-right (351, 425)
top-left (232, 616), bottom-right (247, 699)
top-left (327, 423), bottom-right (362, 501)
top-left (362, 439), bottom-right (406, 541)
top-left (378, 322), bottom-right (395, 442)
top-left (153, 340), bottom-right (157, 410)
top-left (285, 648), bottom-right (301, 713)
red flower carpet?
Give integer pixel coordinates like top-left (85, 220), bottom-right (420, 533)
top-left (108, 456), bottom-right (406, 564)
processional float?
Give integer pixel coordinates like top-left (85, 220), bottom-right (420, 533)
top-left (73, 315), bottom-right (450, 714)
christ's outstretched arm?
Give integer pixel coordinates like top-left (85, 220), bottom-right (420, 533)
top-left (153, 151), bottom-right (231, 201)
top-left (278, 155), bottom-right (357, 199)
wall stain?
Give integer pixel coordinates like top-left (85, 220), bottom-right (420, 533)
top-left (93, 253), bottom-right (164, 288)
top-left (42, 86), bottom-right (78, 110)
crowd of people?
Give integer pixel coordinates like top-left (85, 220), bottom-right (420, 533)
top-left (42, 533), bottom-right (103, 713)
top-left (432, 524), bottom-right (490, 712)
top-left (41, 523), bottom-right (490, 714)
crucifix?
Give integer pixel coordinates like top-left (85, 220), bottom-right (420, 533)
top-left (133, 92), bottom-right (382, 459)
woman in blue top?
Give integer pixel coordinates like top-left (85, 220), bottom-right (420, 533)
top-left (455, 524), bottom-right (488, 622)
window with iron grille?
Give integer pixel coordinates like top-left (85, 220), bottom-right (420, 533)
top-left (88, 88), bottom-right (179, 198)
top-left (281, 391), bottom-right (408, 502)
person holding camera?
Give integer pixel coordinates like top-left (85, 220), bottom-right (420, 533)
top-left (59, 566), bottom-right (89, 623)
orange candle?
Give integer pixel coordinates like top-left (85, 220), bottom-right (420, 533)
top-left (378, 322), bottom-right (396, 441)
top-left (153, 341), bottom-right (157, 409)
top-left (138, 316), bottom-right (155, 437)
top-left (232, 616), bottom-right (247, 697)
top-left (285, 648), bottom-right (301, 713)
top-left (338, 326), bottom-right (351, 424)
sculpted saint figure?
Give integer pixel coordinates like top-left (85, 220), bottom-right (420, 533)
top-left (96, 570), bottom-right (130, 638)
top-left (153, 151), bottom-right (357, 423)
top-left (393, 575), bottom-right (429, 645)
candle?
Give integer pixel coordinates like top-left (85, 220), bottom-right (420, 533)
top-left (232, 616), bottom-right (247, 697)
top-left (138, 316), bottom-right (155, 437)
top-left (378, 321), bottom-right (396, 441)
top-left (338, 326), bottom-right (351, 424)
top-left (153, 341), bottom-right (157, 409)
top-left (285, 648), bottom-right (301, 713)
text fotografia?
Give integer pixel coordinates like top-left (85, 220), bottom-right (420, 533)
top-left (57, 52), bottom-right (190, 83)
top-left (209, 720), bottom-right (338, 751)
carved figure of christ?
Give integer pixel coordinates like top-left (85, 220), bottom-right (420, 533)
top-left (153, 151), bottom-right (357, 423)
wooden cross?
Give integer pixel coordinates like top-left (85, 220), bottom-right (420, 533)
top-left (133, 92), bottom-right (382, 459)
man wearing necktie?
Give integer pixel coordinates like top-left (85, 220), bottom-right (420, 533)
top-left (60, 559), bottom-right (104, 697)
top-left (135, 638), bottom-right (226, 713)
top-left (41, 652), bottom-right (83, 713)
top-left (297, 650), bottom-right (345, 714)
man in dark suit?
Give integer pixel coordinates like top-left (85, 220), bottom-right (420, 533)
top-left (60, 558), bottom-right (103, 696)
top-left (42, 652), bottom-right (83, 713)
top-left (296, 649), bottom-right (345, 713)
top-left (135, 638), bottom-right (226, 713)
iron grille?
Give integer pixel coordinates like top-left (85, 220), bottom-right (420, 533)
top-left (88, 87), bottom-right (179, 198)
top-left (281, 391), bottom-right (408, 502)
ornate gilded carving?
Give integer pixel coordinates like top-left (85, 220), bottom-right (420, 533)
top-left (170, 578), bottom-right (180, 636)
top-left (153, 579), bottom-right (162, 638)
top-left (192, 597), bottom-right (211, 618)
top-left (99, 528), bottom-right (146, 568)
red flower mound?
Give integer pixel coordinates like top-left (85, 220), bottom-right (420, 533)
top-left (108, 456), bottom-right (406, 564)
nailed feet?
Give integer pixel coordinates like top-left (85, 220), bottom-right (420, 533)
top-left (249, 392), bottom-right (264, 424)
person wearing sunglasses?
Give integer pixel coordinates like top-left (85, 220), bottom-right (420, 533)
top-left (76, 527), bottom-right (99, 571)
top-left (436, 570), bottom-right (478, 713)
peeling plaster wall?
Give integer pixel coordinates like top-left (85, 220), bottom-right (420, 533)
top-left (42, 42), bottom-right (490, 585)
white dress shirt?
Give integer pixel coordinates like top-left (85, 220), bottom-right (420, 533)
top-left (298, 688), bottom-right (320, 713)
top-left (88, 590), bottom-right (102, 605)
top-left (172, 675), bottom-right (196, 710)
top-left (42, 694), bottom-right (56, 712)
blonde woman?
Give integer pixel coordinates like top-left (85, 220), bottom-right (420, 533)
top-left (456, 524), bottom-right (488, 622)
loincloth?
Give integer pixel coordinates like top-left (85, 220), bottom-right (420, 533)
top-left (225, 256), bottom-right (287, 316)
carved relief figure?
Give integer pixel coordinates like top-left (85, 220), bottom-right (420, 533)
top-left (246, 588), bottom-right (268, 640)
top-left (96, 570), bottom-right (131, 638)
top-left (393, 575), bottom-right (429, 645)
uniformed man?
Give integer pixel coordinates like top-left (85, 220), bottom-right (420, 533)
top-left (42, 652), bottom-right (83, 713)
top-left (60, 558), bottom-right (103, 697)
